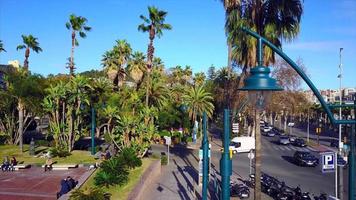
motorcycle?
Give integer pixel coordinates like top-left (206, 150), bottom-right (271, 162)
top-left (230, 182), bottom-right (250, 199)
top-left (313, 193), bottom-right (327, 200)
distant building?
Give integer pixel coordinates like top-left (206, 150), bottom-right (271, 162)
top-left (0, 60), bottom-right (19, 90)
top-left (304, 87), bottom-right (356, 104)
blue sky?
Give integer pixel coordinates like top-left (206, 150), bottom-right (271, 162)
top-left (0, 0), bottom-right (355, 89)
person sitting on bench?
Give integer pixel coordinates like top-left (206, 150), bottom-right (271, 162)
top-left (1, 156), bottom-right (10, 172)
top-left (44, 157), bottom-right (53, 172)
top-left (9, 156), bottom-right (17, 171)
top-left (66, 176), bottom-right (78, 190)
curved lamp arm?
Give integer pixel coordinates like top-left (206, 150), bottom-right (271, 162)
top-left (241, 27), bottom-right (355, 125)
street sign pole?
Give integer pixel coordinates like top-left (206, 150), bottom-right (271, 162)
top-left (168, 143), bottom-right (170, 165)
top-left (202, 112), bottom-right (209, 200)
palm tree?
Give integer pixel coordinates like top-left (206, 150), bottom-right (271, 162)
top-left (0, 40), bottom-right (6, 53)
top-left (127, 51), bottom-right (146, 84)
top-left (66, 14), bottom-right (91, 76)
top-left (223, 1), bottom-right (303, 199)
top-left (16, 35), bottom-right (42, 71)
top-left (138, 6), bottom-right (172, 107)
top-left (193, 72), bottom-right (206, 87)
top-left (182, 86), bottom-right (214, 132)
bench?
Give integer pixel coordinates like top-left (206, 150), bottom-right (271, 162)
top-left (13, 164), bottom-right (31, 171)
top-left (42, 164), bottom-right (78, 170)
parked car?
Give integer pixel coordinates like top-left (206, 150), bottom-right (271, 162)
top-left (292, 138), bottom-right (307, 147)
top-left (229, 137), bottom-right (255, 153)
top-left (267, 131), bottom-right (276, 137)
top-left (330, 140), bottom-right (338, 148)
top-left (293, 151), bottom-right (319, 167)
top-left (279, 135), bottom-right (290, 145)
top-left (289, 136), bottom-right (297, 143)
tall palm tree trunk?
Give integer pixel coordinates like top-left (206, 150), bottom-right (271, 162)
top-left (24, 48), bottom-right (30, 71)
top-left (18, 100), bottom-right (24, 152)
top-left (145, 39), bottom-right (154, 107)
top-left (255, 109), bottom-right (261, 200)
top-left (70, 31), bottom-right (75, 76)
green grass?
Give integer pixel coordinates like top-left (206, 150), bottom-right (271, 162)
top-left (0, 144), bottom-right (96, 165)
top-left (81, 158), bottom-right (154, 200)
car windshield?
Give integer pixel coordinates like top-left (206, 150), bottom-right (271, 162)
top-left (280, 136), bottom-right (288, 139)
top-left (297, 139), bottom-right (304, 143)
top-left (301, 153), bottom-right (313, 159)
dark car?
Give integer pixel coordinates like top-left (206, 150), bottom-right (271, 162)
top-left (330, 140), bottom-right (338, 148)
top-left (293, 151), bottom-right (319, 167)
top-left (292, 138), bottom-right (307, 147)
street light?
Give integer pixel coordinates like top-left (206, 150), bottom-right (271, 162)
top-left (239, 27), bottom-right (356, 200)
top-left (239, 40), bottom-right (282, 200)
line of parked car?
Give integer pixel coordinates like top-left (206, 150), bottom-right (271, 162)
top-left (231, 172), bottom-right (329, 199)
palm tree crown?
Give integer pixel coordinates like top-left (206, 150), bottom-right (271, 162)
top-left (66, 14), bottom-right (91, 76)
top-left (16, 34), bottom-right (42, 71)
top-left (182, 86), bottom-right (214, 122)
top-left (0, 40), bottom-right (6, 53)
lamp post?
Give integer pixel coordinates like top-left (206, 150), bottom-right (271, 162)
top-left (91, 105), bottom-right (96, 155)
top-left (238, 38), bottom-right (282, 200)
top-left (240, 27), bottom-right (356, 200)
top-left (337, 47), bottom-right (343, 199)
top-left (201, 112), bottom-right (209, 200)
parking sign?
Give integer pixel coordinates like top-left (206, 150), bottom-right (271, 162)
top-left (320, 152), bottom-right (336, 173)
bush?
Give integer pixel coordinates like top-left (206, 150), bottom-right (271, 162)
top-left (0, 134), bottom-right (9, 145)
top-left (36, 140), bottom-right (50, 147)
top-left (186, 136), bottom-right (193, 143)
top-left (161, 154), bottom-right (168, 165)
top-left (118, 147), bottom-right (142, 169)
top-left (70, 187), bottom-right (109, 200)
top-left (159, 130), bottom-right (171, 137)
top-left (94, 157), bottom-right (129, 187)
top-left (49, 147), bottom-right (71, 158)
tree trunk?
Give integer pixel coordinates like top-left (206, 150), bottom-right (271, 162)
top-left (18, 100), bottom-right (24, 152)
top-left (70, 31), bottom-right (75, 76)
top-left (68, 111), bottom-right (74, 152)
top-left (255, 109), bottom-right (261, 200)
top-left (145, 38), bottom-right (154, 107)
top-left (24, 48), bottom-right (30, 71)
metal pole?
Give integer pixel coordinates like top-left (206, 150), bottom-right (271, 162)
top-left (220, 109), bottom-right (232, 200)
top-left (202, 112), bottom-right (209, 200)
top-left (307, 108), bottom-right (310, 143)
top-left (348, 100), bottom-right (355, 200)
top-left (91, 106), bottom-right (95, 155)
top-left (167, 143), bottom-right (170, 165)
top-left (338, 47), bottom-right (343, 199)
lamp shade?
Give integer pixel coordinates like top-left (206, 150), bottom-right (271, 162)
top-left (239, 66), bottom-right (283, 91)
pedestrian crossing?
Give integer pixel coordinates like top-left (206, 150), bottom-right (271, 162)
top-left (270, 145), bottom-right (314, 152)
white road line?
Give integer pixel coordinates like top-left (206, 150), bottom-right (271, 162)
top-left (272, 146), bottom-right (281, 151)
top-left (306, 146), bottom-right (315, 152)
top-left (289, 146), bottom-right (297, 151)
top-left (302, 147), bottom-right (310, 152)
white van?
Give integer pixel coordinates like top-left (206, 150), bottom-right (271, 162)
top-left (229, 136), bottom-right (255, 154)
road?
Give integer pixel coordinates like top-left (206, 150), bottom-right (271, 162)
top-left (145, 124), bottom-right (348, 199)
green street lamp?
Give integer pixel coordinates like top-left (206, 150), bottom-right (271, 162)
top-left (240, 27), bottom-right (356, 200)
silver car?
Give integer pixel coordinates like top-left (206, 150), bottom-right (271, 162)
top-left (279, 135), bottom-right (290, 145)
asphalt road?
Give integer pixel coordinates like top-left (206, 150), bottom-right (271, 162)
top-left (147, 124), bottom-right (350, 199)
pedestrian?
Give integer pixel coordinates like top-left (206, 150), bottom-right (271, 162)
top-left (9, 156), bottom-right (17, 171)
top-left (1, 156), bottom-right (10, 171)
top-left (44, 157), bottom-right (53, 172)
top-left (56, 178), bottom-right (70, 199)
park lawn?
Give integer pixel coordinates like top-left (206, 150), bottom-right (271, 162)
top-left (0, 144), bottom-right (96, 165)
top-left (81, 158), bottom-right (154, 200)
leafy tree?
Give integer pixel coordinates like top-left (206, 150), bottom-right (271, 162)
top-left (94, 157), bottom-right (129, 187)
top-left (0, 40), bottom-right (6, 53)
top-left (138, 6), bottom-right (172, 106)
top-left (16, 35), bottom-right (42, 71)
top-left (118, 147), bottom-right (142, 169)
top-left (127, 51), bottom-right (146, 85)
top-left (70, 187), bottom-right (108, 200)
top-left (182, 85), bottom-right (214, 128)
top-left (193, 72), bottom-right (206, 87)
top-left (66, 14), bottom-right (91, 75)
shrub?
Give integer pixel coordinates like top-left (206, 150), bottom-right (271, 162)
top-left (0, 134), bottom-right (9, 145)
top-left (70, 187), bottom-right (109, 200)
top-left (94, 157), bottom-right (129, 187)
top-left (36, 140), bottom-right (50, 147)
top-left (49, 147), bottom-right (71, 158)
top-left (118, 147), bottom-right (142, 169)
top-left (159, 130), bottom-right (171, 137)
top-left (161, 154), bottom-right (168, 165)
top-left (186, 136), bottom-right (193, 143)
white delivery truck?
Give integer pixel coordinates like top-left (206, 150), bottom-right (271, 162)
top-left (229, 136), bottom-right (255, 154)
